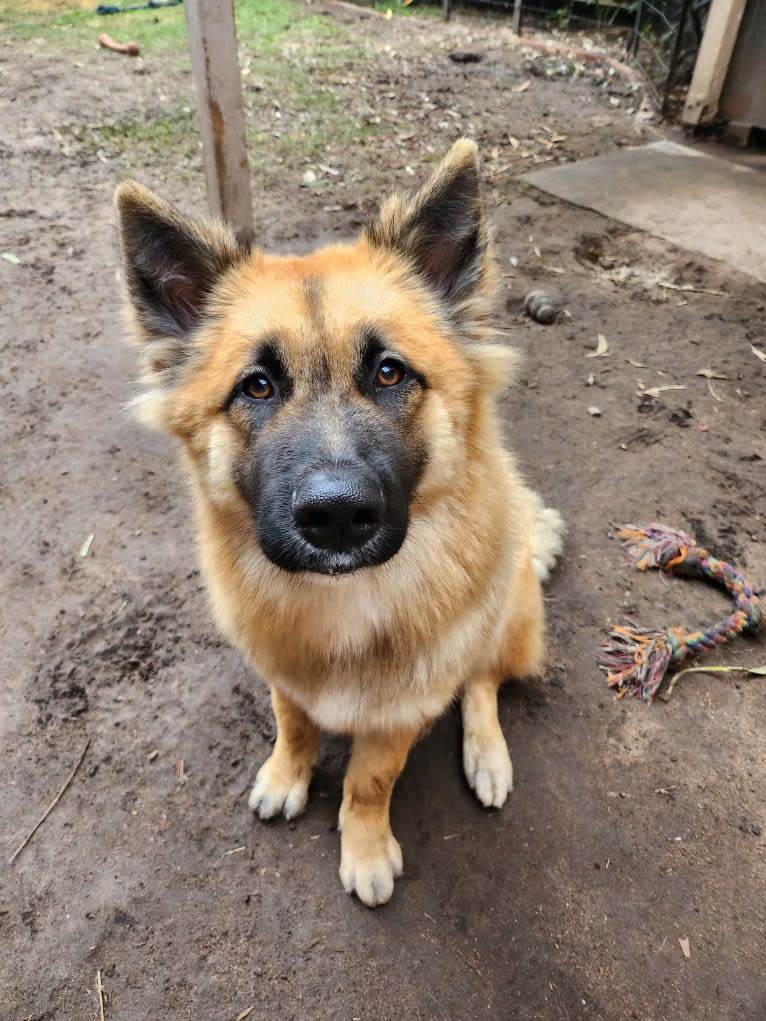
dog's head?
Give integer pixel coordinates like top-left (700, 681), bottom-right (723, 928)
top-left (116, 140), bottom-right (515, 577)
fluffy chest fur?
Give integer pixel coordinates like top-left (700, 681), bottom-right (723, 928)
top-left (196, 449), bottom-right (526, 733)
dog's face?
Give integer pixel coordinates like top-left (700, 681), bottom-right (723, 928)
top-left (230, 310), bottom-right (423, 577)
top-left (116, 140), bottom-right (514, 578)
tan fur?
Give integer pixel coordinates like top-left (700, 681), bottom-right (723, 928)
top-left (116, 140), bottom-right (563, 907)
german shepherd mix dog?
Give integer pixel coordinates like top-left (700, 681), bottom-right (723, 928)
top-left (116, 140), bottom-right (564, 907)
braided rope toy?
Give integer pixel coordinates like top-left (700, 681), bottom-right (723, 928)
top-left (598, 524), bottom-right (763, 703)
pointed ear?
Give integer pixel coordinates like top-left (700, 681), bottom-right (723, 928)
top-left (365, 138), bottom-right (493, 308)
top-left (115, 181), bottom-right (249, 349)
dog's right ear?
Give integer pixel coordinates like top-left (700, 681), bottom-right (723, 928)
top-left (115, 182), bottom-right (249, 367)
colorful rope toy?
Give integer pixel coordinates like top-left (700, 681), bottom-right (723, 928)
top-left (598, 524), bottom-right (762, 703)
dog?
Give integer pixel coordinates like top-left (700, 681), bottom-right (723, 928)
top-left (115, 139), bottom-right (565, 907)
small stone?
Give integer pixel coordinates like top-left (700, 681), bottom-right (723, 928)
top-left (448, 51), bottom-right (483, 64)
top-left (524, 288), bottom-right (558, 324)
top-left (587, 406), bottom-right (602, 416)
top-left (752, 823), bottom-right (762, 836)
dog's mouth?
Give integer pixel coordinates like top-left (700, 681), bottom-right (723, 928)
top-left (256, 466), bottom-right (409, 576)
top-left (279, 537), bottom-right (400, 577)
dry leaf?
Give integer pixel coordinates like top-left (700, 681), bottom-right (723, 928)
top-left (751, 344), bottom-right (766, 363)
top-left (508, 135), bottom-right (520, 149)
top-left (586, 334), bottom-right (610, 358)
top-left (641, 384), bottom-right (687, 399)
top-left (678, 937), bottom-right (691, 960)
top-left (697, 369), bottom-right (728, 403)
top-left (513, 79), bottom-right (531, 93)
top-left (79, 534), bottom-right (94, 558)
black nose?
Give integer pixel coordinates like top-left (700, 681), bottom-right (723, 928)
top-left (292, 469), bottom-right (384, 552)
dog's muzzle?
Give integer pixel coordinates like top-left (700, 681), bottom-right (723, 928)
top-left (256, 458), bottom-right (408, 576)
top-left (292, 469), bottom-right (384, 554)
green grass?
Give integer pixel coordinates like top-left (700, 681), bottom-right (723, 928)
top-left (1, 0), bottom-right (435, 186)
top-left (64, 109), bottom-right (200, 172)
top-left (0, 0), bottom-right (188, 50)
top-left (0, 0), bottom-right (352, 59)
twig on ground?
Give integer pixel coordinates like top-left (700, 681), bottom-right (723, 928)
top-left (9, 738), bottom-right (91, 864)
top-left (657, 281), bottom-right (728, 297)
top-left (455, 946), bottom-right (489, 982)
top-left (96, 968), bottom-right (107, 1021)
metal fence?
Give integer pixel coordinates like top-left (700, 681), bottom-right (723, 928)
top-left (439, 0), bottom-right (712, 114)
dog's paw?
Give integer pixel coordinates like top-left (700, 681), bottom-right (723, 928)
top-left (339, 826), bottom-right (403, 908)
top-left (248, 755), bottom-right (310, 821)
top-left (463, 728), bottom-right (513, 809)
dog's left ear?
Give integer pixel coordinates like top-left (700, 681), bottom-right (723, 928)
top-left (366, 138), bottom-right (493, 311)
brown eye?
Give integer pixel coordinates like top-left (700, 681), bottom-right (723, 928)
top-left (243, 373), bottom-right (273, 400)
top-left (375, 358), bottom-right (405, 388)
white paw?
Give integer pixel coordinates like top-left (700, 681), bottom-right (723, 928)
top-left (339, 831), bottom-right (403, 908)
top-left (248, 756), bottom-right (310, 821)
top-left (463, 730), bottom-right (513, 809)
top-left (530, 498), bottom-right (566, 583)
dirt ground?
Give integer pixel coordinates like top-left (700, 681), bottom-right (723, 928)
top-left (2, 3), bottom-right (765, 1019)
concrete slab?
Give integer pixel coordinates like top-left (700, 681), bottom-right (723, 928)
top-left (522, 141), bottom-right (766, 282)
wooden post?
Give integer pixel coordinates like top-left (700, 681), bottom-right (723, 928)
top-left (512, 0), bottom-right (522, 35)
top-left (682, 0), bottom-right (747, 127)
top-left (184, 0), bottom-right (254, 243)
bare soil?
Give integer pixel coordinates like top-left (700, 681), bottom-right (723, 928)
top-left (2, 4), bottom-right (765, 1019)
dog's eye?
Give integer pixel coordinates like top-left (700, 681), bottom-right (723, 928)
top-left (243, 373), bottom-right (273, 400)
top-left (375, 358), bottom-right (405, 388)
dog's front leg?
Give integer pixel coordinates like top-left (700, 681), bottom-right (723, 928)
top-left (461, 672), bottom-right (514, 809)
top-left (249, 687), bottom-right (320, 821)
top-left (338, 727), bottom-right (417, 907)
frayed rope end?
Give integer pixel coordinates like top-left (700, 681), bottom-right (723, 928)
top-left (618, 523), bottom-right (698, 572)
top-left (598, 620), bottom-right (683, 703)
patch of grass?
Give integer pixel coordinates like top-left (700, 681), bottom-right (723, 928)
top-left (0, 0), bottom-right (375, 56)
top-left (3, 0), bottom-right (437, 189)
top-left (241, 22), bottom-right (387, 184)
top-left (64, 109), bottom-right (199, 175)
top-left (0, 0), bottom-right (188, 52)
